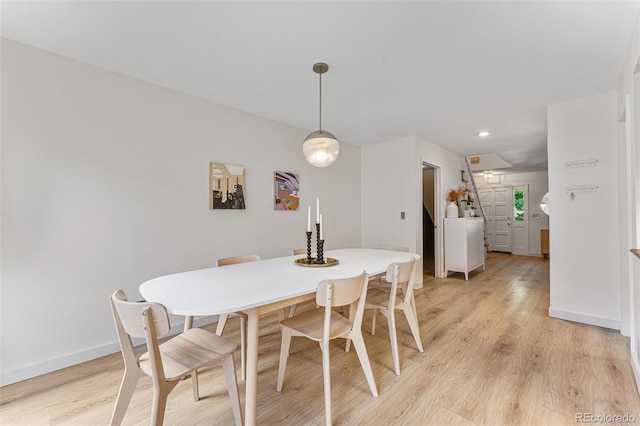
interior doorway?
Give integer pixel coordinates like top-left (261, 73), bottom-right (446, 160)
top-left (422, 164), bottom-right (436, 275)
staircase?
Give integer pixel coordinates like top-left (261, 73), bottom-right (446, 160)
top-left (462, 158), bottom-right (490, 255)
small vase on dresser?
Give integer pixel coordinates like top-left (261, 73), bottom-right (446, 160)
top-left (446, 201), bottom-right (459, 218)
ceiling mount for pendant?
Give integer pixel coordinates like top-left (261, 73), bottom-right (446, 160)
top-left (303, 62), bottom-right (340, 168)
top-left (313, 62), bottom-right (329, 74)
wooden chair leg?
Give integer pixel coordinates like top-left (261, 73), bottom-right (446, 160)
top-left (277, 309), bottom-right (287, 322)
top-left (109, 369), bottom-right (139, 426)
top-left (184, 316), bottom-right (194, 332)
top-left (410, 294), bottom-right (419, 324)
top-left (216, 314), bottom-right (230, 335)
top-left (288, 304), bottom-right (297, 317)
top-left (150, 385), bottom-right (170, 426)
top-left (276, 328), bottom-right (292, 392)
top-left (183, 315), bottom-right (201, 401)
top-left (349, 331), bottom-right (379, 397)
top-left (371, 309), bottom-right (377, 335)
top-left (403, 306), bottom-right (424, 352)
top-left (216, 314), bottom-right (246, 381)
top-left (321, 340), bottom-right (332, 426)
top-left (191, 369), bottom-right (200, 401)
top-left (344, 301), bottom-right (357, 352)
top-left (221, 354), bottom-right (243, 426)
top-left (387, 311), bottom-right (400, 375)
top-left (240, 316), bottom-right (246, 381)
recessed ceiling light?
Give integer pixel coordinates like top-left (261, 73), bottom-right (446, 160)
top-left (477, 131), bottom-right (492, 137)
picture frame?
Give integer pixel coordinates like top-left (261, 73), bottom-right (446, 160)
top-left (210, 163), bottom-right (246, 210)
top-left (274, 171), bottom-right (299, 211)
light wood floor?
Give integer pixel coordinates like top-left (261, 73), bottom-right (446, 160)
top-left (1, 253), bottom-right (639, 425)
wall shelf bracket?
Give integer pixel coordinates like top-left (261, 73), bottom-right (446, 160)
top-left (564, 159), bottom-right (598, 169)
top-left (564, 185), bottom-right (598, 200)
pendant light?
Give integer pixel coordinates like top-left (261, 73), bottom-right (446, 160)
top-left (303, 62), bottom-right (340, 167)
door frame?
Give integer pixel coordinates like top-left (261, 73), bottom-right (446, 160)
top-left (420, 161), bottom-right (444, 278)
top-left (628, 75), bottom-right (639, 389)
top-left (512, 184), bottom-right (530, 256)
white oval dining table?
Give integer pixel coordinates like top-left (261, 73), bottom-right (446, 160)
top-left (139, 248), bottom-right (421, 426)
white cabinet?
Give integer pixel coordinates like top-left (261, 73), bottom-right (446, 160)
top-left (444, 218), bottom-right (485, 280)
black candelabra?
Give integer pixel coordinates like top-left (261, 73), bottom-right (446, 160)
top-left (305, 223), bottom-right (325, 264)
top-left (305, 231), bottom-right (313, 264)
top-left (316, 223), bottom-right (324, 264)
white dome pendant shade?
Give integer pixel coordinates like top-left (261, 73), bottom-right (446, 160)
top-left (303, 63), bottom-right (340, 167)
top-left (303, 130), bottom-right (340, 167)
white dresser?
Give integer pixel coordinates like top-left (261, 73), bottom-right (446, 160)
top-left (444, 218), bottom-right (485, 280)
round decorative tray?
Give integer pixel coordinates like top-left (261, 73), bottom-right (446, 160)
top-left (295, 257), bottom-right (339, 267)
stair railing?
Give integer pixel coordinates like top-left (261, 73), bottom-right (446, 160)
top-left (463, 157), bottom-right (487, 223)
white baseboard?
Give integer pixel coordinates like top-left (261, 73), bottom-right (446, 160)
top-left (0, 316), bottom-right (218, 387)
top-left (0, 341), bottom-right (122, 388)
top-left (548, 308), bottom-right (620, 330)
top-left (632, 351), bottom-right (640, 395)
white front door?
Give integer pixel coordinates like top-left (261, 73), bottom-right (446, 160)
top-left (493, 187), bottom-right (513, 253)
top-left (479, 186), bottom-right (513, 253)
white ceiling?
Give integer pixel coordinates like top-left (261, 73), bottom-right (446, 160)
top-left (2, 1), bottom-right (638, 173)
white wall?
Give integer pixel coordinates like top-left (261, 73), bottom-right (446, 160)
top-left (0, 40), bottom-right (362, 385)
top-left (618, 8), bottom-right (640, 390)
top-left (360, 134), bottom-right (463, 281)
top-left (360, 135), bottom-right (463, 281)
top-left (361, 136), bottom-right (418, 253)
top-left (547, 91), bottom-right (621, 330)
top-left (477, 171), bottom-right (549, 256)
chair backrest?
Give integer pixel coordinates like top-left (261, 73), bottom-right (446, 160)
top-left (384, 258), bottom-right (417, 304)
top-left (316, 272), bottom-right (369, 340)
top-left (292, 248), bottom-right (316, 255)
top-left (109, 290), bottom-right (170, 382)
top-left (111, 290), bottom-right (170, 338)
top-left (375, 245), bottom-right (410, 252)
top-left (218, 254), bottom-right (260, 267)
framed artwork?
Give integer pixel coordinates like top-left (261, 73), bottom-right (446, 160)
top-left (210, 163), bottom-right (246, 210)
top-left (274, 171), bottom-right (299, 211)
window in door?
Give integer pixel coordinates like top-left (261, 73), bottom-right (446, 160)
top-left (514, 189), bottom-right (525, 222)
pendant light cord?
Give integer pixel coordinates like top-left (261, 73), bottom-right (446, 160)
top-left (318, 71), bottom-right (323, 133)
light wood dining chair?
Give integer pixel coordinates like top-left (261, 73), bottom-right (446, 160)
top-left (292, 247), bottom-right (310, 255)
top-left (289, 248), bottom-right (318, 317)
top-left (216, 254), bottom-right (261, 381)
top-left (369, 245), bottom-right (411, 290)
top-left (109, 290), bottom-right (242, 426)
top-left (276, 271), bottom-right (378, 426)
top-left (365, 258), bottom-right (424, 375)
top-left (374, 244), bottom-right (410, 252)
